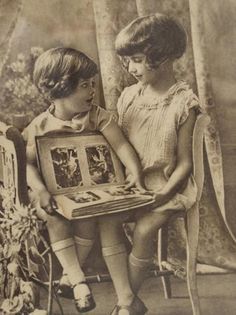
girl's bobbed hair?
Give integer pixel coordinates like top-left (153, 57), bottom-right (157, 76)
top-left (115, 13), bottom-right (187, 68)
top-left (33, 47), bottom-right (98, 100)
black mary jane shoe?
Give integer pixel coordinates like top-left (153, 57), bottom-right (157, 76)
top-left (110, 296), bottom-right (148, 315)
top-left (73, 281), bottom-right (96, 313)
top-left (56, 274), bottom-right (74, 299)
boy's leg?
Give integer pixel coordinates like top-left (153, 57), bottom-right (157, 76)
top-left (99, 213), bottom-right (134, 306)
top-left (45, 214), bottom-right (87, 287)
top-left (129, 211), bottom-right (171, 294)
top-left (72, 218), bottom-right (96, 266)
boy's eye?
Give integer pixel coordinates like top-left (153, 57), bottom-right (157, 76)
top-left (81, 83), bottom-right (88, 88)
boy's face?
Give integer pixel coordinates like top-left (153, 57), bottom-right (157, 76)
top-left (65, 76), bottom-right (96, 114)
top-left (124, 53), bottom-right (163, 85)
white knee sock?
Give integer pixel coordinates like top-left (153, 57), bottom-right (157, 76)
top-left (74, 235), bottom-right (94, 267)
top-left (102, 243), bottom-right (134, 305)
top-left (128, 252), bottom-right (153, 294)
top-left (51, 238), bottom-right (85, 286)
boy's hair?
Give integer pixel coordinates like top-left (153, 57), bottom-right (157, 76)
top-left (33, 47), bottom-right (98, 99)
top-left (115, 13), bottom-right (187, 68)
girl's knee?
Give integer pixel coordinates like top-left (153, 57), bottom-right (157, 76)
top-left (134, 221), bottom-right (156, 242)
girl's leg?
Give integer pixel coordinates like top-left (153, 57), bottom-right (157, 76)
top-left (98, 213), bottom-right (134, 306)
top-left (129, 211), bottom-right (172, 294)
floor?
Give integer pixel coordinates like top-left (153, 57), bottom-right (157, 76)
top-left (39, 273), bottom-right (236, 315)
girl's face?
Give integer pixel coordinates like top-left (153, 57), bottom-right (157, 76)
top-left (123, 53), bottom-right (163, 85)
top-left (65, 76), bottom-right (96, 115)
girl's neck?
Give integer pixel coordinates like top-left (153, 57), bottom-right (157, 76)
top-left (142, 63), bottom-right (176, 97)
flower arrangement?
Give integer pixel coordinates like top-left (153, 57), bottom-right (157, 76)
top-left (0, 186), bottom-right (47, 315)
top-left (0, 47), bottom-right (49, 125)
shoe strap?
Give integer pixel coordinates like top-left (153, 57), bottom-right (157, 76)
top-left (72, 281), bottom-right (87, 289)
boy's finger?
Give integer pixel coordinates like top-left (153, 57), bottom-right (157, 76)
top-left (43, 204), bottom-right (56, 215)
top-left (51, 199), bottom-right (58, 210)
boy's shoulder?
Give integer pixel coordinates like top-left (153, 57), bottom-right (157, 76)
top-left (26, 109), bottom-right (49, 130)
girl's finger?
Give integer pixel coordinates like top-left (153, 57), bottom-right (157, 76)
top-left (124, 181), bottom-right (135, 190)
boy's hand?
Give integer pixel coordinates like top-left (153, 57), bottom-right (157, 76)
top-left (39, 188), bottom-right (57, 215)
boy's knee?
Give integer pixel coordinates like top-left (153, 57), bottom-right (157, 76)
top-left (45, 214), bottom-right (70, 230)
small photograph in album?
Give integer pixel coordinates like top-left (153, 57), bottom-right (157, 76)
top-left (36, 131), bottom-right (154, 220)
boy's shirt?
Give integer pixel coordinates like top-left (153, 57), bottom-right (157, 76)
top-left (22, 104), bottom-right (113, 164)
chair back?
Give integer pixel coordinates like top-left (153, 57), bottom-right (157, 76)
top-left (0, 121), bottom-right (29, 207)
top-left (192, 114), bottom-right (210, 201)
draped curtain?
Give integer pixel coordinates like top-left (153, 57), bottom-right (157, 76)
top-left (93, 0), bottom-right (236, 270)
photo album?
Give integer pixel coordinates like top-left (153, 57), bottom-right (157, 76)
top-left (36, 131), bottom-right (154, 219)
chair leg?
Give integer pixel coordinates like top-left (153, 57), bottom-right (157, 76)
top-left (158, 225), bottom-right (172, 299)
top-left (185, 203), bottom-right (201, 315)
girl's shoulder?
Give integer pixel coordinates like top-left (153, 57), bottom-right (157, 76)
top-left (172, 81), bottom-right (202, 125)
top-left (173, 81), bottom-right (198, 99)
top-left (171, 81), bottom-right (200, 109)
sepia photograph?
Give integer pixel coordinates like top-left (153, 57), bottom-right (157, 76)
top-left (0, 0), bottom-right (236, 314)
top-left (86, 145), bottom-right (117, 185)
top-left (51, 146), bottom-right (82, 189)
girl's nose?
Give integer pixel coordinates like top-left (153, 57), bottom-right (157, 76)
top-left (90, 87), bottom-right (95, 97)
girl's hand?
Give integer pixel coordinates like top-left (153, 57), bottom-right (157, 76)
top-left (153, 190), bottom-right (169, 207)
top-left (124, 173), bottom-right (147, 194)
top-left (39, 188), bottom-right (57, 215)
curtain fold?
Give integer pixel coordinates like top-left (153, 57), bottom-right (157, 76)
top-left (188, 0), bottom-right (236, 243)
top-left (188, 0), bottom-right (236, 270)
top-left (92, 0), bottom-right (137, 113)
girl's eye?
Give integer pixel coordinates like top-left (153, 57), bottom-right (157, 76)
top-left (133, 58), bottom-right (143, 63)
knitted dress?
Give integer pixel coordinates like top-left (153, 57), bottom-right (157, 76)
top-left (117, 81), bottom-right (201, 213)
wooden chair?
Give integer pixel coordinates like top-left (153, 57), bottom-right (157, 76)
top-left (158, 113), bottom-right (210, 315)
top-left (0, 122), bottom-right (61, 314)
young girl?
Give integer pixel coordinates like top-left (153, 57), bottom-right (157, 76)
top-left (104, 13), bottom-right (202, 315)
top-left (22, 47), bottom-right (146, 313)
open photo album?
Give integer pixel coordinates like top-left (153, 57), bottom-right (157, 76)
top-left (35, 131), bottom-right (154, 219)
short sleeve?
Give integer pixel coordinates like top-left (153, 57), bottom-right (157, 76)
top-left (95, 106), bottom-right (114, 131)
top-left (22, 121), bottom-right (38, 164)
top-left (178, 90), bottom-right (202, 126)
